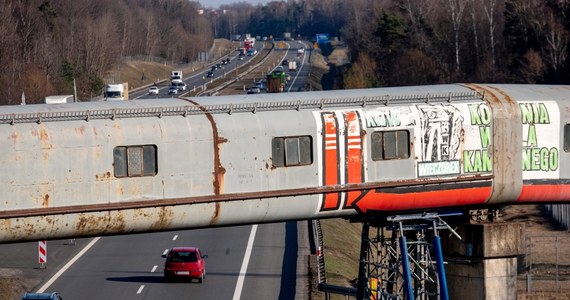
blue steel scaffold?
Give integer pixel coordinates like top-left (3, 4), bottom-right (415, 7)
top-left (355, 211), bottom-right (462, 300)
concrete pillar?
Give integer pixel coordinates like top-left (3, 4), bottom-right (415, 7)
top-left (442, 222), bottom-right (524, 300)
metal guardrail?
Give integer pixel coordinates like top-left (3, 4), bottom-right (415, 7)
top-left (312, 219), bottom-right (326, 285)
top-left (1, 92), bottom-right (482, 125)
top-left (312, 219), bottom-right (358, 298)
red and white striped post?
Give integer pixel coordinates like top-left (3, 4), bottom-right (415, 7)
top-left (38, 240), bottom-right (47, 269)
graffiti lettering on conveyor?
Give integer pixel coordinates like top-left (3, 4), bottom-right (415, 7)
top-left (520, 103), bottom-right (558, 171)
top-left (366, 108), bottom-right (415, 128)
top-left (463, 103), bottom-right (558, 173)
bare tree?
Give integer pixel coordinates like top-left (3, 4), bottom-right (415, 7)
top-left (470, 0), bottom-right (480, 63)
top-left (482, 0), bottom-right (498, 67)
top-left (396, 0), bottom-right (435, 49)
top-left (445, 0), bottom-right (468, 72)
top-left (544, 16), bottom-right (568, 80)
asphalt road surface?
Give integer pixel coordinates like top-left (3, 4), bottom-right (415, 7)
top-left (32, 222), bottom-right (307, 299)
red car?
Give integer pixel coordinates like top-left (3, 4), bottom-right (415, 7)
top-left (163, 247), bottom-right (207, 283)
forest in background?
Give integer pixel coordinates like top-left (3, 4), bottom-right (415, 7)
top-left (0, 0), bottom-right (212, 105)
top-left (217, 0), bottom-right (570, 88)
top-left (1, 0), bottom-right (570, 104)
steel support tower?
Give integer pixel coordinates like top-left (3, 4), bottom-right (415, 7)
top-left (356, 212), bottom-right (461, 300)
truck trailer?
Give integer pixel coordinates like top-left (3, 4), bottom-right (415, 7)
top-left (266, 69), bottom-right (287, 93)
top-left (105, 83), bottom-right (128, 100)
top-left (288, 61), bottom-right (297, 72)
top-left (45, 95), bottom-right (75, 104)
top-left (171, 71), bottom-right (183, 84)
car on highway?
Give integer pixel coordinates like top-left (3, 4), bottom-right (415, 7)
top-left (282, 59), bottom-right (288, 66)
top-left (163, 247), bottom-right (207, 283)
top-left (247, 86), bottom-right (261, 94)
top-left (211, 65), bottom-right (217, 71)
top-left (175, 82), bottom-right (187, 91)
top-left (206, 71), bottom-right (214, 78)
top-left (254, 81), bottom-right (266, 91)
top-left (148, 86), bottom-right (159, 95)
top-left (168, 85), bottom-right (178, 95)
top-left (22, 292), bottom-right (62, 300)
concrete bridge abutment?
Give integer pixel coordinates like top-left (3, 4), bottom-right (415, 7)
top-left (442, 222), bottom-right (524, 300)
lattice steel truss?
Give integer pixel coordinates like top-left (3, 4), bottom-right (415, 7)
top-left (356, 213), bottom-right (459, 300)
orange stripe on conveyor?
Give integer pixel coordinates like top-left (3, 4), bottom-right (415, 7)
top-left (355, 187), bottom-right (492, 212)
top-left (344, 111), bottom-right (364, 208)
top-left (517, 184), bottom-right (570, 202)
top-left (322, 112), bottom-right (341, 210)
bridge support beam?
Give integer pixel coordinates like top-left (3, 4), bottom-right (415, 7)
top-left (442, 222), bottom-right (523, 300)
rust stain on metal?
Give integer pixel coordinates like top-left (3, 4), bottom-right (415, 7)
top-left (8, 132), bottom-right (19, 144)
top-left (75, 125), bottom-right (86, 135)
top-left (488, 86), bottom-right (516, 106)
top-left (209, 202), bottom-right (221, 225)
top-left (95, 172), bottom-right (111, 181)
top-left (75, 211), bottom-right (125, 235)
top-left (40, 128), bottom-right (50, 142)
top-left (42, 194), bottom-right (49, 207)
top-left (107, 212), bottom-right (126, 232)
top-left (76, 213), bottom-right (111, 235)
top-left (150, 207), bottom-right (174, 230)
top-left (30, 126), bottom-right (53, 149)
top-left (183, 100), bottom-right (226, 195)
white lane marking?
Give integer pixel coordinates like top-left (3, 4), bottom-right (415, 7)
top-left (286, 42), bottom-right (307, 92)
top-left (151, 265), bottom-right (157, 273)
top-left (36, 237), bottom-right (101, 293)
top-left (137, 285), bottom-right (145, 294)
top-left (232, 224), bottom-right (258, 300)
top-left (163, 249), bottom-right (169, 256)
top-left (172, 235), bottom-right (178, 241)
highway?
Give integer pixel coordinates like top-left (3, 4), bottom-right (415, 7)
top-left (2, 40), bottom-right (315, 299)
top-left (218, 40), bottom-right (310, 95)
top-left (38, 222), bottom-right (308, 299)
top-left (130, 42), bottom-right (265, 100)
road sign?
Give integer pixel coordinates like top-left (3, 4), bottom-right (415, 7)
top-left (38, 240), bottom-right (46, 267)
top-left (316, 33), bottom-right (329, 44)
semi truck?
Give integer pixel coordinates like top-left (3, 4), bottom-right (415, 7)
top-left (171, 71), bottom-right (183, 83)
top-left (266, 68), bottom-right (287, 93)
top-left (266, 76), bottom-right (284, 93)
top-left (45, 95), bottom-right (75, 104)
top-left (105, 83), bottom-right (128, 100)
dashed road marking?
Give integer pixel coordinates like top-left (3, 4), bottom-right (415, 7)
top-left (151, 265), bottom-right (157, 273)
top-left (137, 285), bottom-right (145, 294)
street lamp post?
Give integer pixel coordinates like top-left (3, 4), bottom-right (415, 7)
top-left (202, 76), bottom-right (205, 90)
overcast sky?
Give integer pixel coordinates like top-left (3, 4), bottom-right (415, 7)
top-left (200, 0), bottom-right (270, 8)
